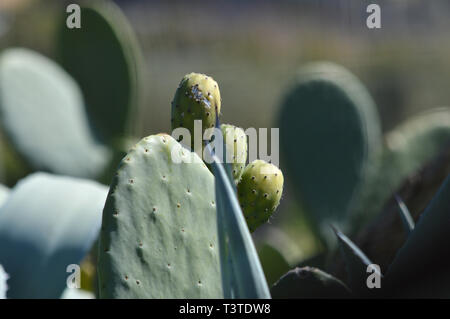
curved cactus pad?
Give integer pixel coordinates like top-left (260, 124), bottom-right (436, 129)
top-left (279, 62), bottom-right (381, 224)
top-left (98, 134), bottom-right (222, 298)
top-left (350, 107), bottom-right (450, 229)
top-left (0, 48), bottom-right (110, 178)
top-left (0, 173), bottom-right (108, 298)
top-left (58, 2), bottom-right (143, 142)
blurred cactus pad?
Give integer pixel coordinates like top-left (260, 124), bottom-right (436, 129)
top-left (57, 1), bottom-right (144, 144)
top-left (0, 48), bottom-right (111, 178)
top-left (279, 62), bottom-right (381, 229)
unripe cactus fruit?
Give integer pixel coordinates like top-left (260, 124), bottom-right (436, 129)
top-left (237, 160), bottom-right (284, 232)
top-left (221, 124), bottom-right (247, 184)
top-left (171, 73), bottom-right (221, 151)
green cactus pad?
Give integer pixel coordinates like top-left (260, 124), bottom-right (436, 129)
top-left (171, 73), bottom-right (221, 152)
top-left (0, 172), bottom-right (108, 298)
top-left (98, 134), bottom-right (222, 298)
top-left (0, 48), bottom-right (111, 178)
top-left (349, 107), bottom-right (450, 230)
top-left (271, 267), bottom-right (351, 298)
top-left (58, 1), bottom-right (143, 142)
top-left (221, 124), bottom-right (247, 184)
top-left (237, 160), bottom-right (284, 233)
top-left (278, 62), bottom-right (381, 225)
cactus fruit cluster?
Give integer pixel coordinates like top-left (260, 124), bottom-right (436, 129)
top-left (97, 73), bottom-right (284, 298)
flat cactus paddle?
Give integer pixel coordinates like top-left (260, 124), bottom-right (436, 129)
top-left (278, 62), bottom-right (381, 228)
top-left (98, 134), bottom-right (222, 298)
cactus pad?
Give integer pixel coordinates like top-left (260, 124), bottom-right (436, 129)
top-left (0, 173), bottom-right (107, 298)
top-left (171, 73), bottom-right (221, 151)
top-left (58, 2), bottom-right (143, 142)
top-left (98, 134), bottom-right (222, 298)
top-left (221, 124), bottom-right (247, 184)
top-left (278, 62), bottom-right (381, 225)
top-left (237, 160), bottom-right (284, 232)
top-left (0, 48), bottom-right (111, 178)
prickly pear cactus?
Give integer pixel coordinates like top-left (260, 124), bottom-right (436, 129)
top-left (237, 160), bottom-right (284, 232)
top-left (171, 73), bottom-right (221, 152)
top-left (278, 62), bottom-right (381, 226)
top-left (0, 48), bottom-right (111, 178)
top-left (221, 124), bottom-right (247, 184)
top-left (0, 172), bottom-right (107, 299)
top-left (349, 107), bottom-right (450, 230)
top-left (98, 134), bottom-right (223, 298)
top-left (58, 1), bottom-right (144, 143)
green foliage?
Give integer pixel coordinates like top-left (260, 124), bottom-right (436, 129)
top-left (0, 48), bottom-right (111, 179)
top-left (279, 62), bottom-right (381, 229)
top-left (98, 134), bottom-right (222, 298)
top-left (58, 1), bottom-right (144, 143)
top-left (0, 173), bottom-right (107, 298)
top-left (237, 160), bottom-right (284, 232)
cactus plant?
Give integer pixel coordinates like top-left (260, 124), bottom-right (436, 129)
top-left (237, 160), bottom-right (284, 233)
top-left (58, 1), bottom-right (144, 143)
top-left (98, 134), bottom-right (222, 298)
top-left (349, 107), bottom-right (450, 230)
top-left (385, 175), bottom-right (450, 297)
top-left (210, 144), bottom-right (270, 298)
top-left (278, 62), bottom-right (381, 230)
top-left (221, 123), bottom-right (247, 184)
top-left (0, 48), bottom-right (111, 179)
top-left (171, 73), bottom-right (221, 153)
top-left (0, 173), bottom-right (107, 298)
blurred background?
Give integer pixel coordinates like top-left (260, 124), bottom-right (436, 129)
top-left (1, 0), bottom-right (450, 289)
